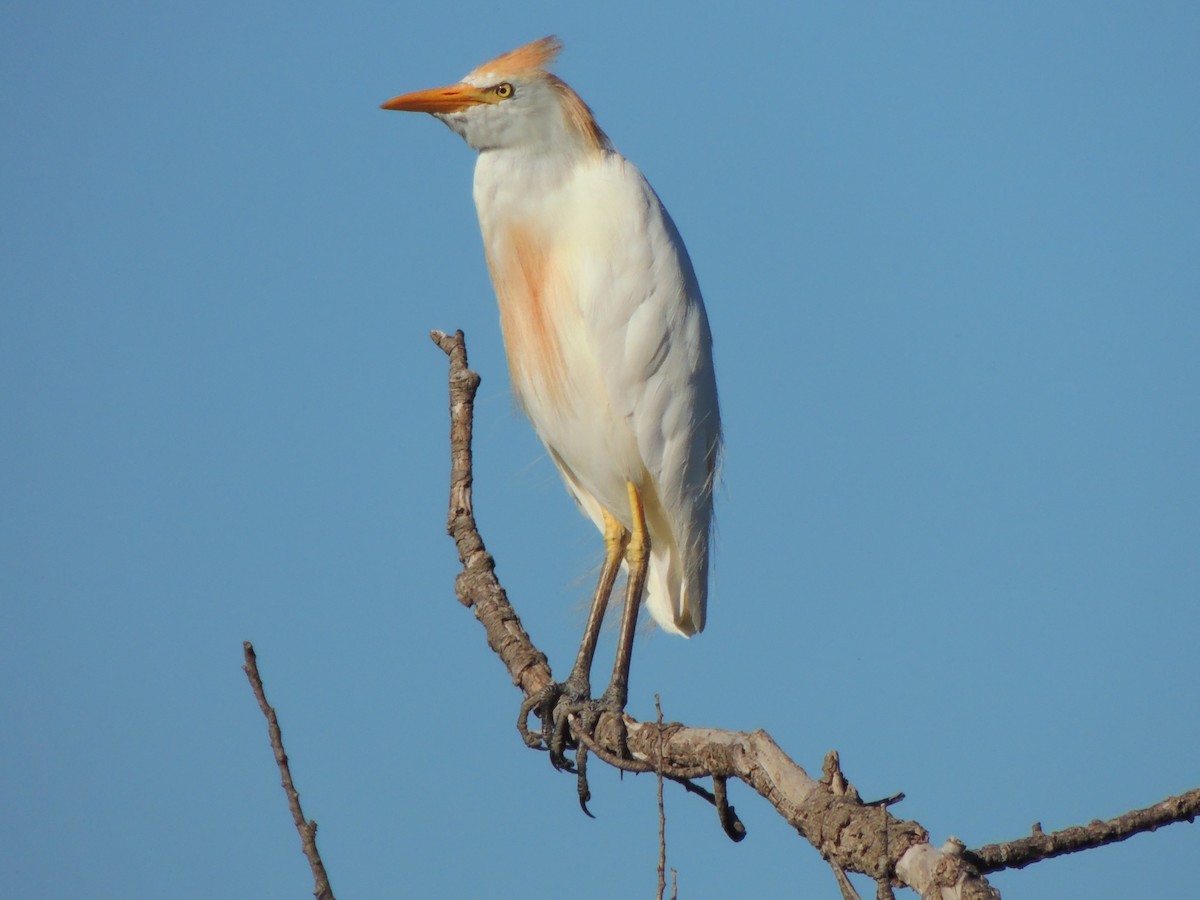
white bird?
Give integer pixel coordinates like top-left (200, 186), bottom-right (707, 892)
top-left (382, 36), bottom-right (720, 771)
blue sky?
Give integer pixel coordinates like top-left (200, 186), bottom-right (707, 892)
top-left (3, 2), bottom-right (1197, 897)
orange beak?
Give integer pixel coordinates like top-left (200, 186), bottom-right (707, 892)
top-left (380, 83), bottom-right (492, 114)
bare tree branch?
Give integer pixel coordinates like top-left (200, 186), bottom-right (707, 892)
top-left (243, 641), bottom-right (335, 900)
top-left (655, 695), bottom-right (668, 900)
top-left (430, 329), bottom-right (552, 699)
top-left (968, 787), bottom-right (1200, 873)
top-left (430, 328), bottom-right (1197, 898)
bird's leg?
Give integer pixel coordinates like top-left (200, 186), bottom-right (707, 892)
top-left (519, 487), bottom-right (645, 813)
top-left (564, 510), bottom-right (630, 699)
top-left (573, 484), bottom-right (648, 813)
top-left (548, 510), bottom-right (629, 768)
top-left (595, 481), bottom-right (649, 756)
top-left (518, 510), bottom-right (628, 769)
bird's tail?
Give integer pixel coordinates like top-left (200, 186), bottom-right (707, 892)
top-left (643, 537), bottom-right (706, 637)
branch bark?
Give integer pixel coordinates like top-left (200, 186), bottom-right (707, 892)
top-left (243, 641), bottom-right (335, 900)
top-left (968, 788), bottom-right (1200, 873)
top-left (430, 328), bottom-right (1197, 898)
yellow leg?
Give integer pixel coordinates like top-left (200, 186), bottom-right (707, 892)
top-left (563, 509), bottom-right (629, 696)
top-left (527, 487), bottom-right (647, 799)
top-left (602, 481), bottom-right (649, 710)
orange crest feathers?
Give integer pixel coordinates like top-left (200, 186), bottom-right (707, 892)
top-left (469, 35), bottom-right (563, 81)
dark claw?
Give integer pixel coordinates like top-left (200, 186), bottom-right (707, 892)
top-left (575, 742), bottom-right (594, 817)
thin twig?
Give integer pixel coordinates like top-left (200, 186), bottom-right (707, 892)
top-left (242, 642), bottom-right (334, 900)
top-left (656, 695), bottom-right (667, 900)
top-left (829, 860), bottom-right (862, 900)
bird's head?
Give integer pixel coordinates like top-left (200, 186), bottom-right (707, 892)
top-left (381, 36), bottom-right (610, 156)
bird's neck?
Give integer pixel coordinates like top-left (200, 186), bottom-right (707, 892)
top-left (473, 144), bottom-right (597, 238)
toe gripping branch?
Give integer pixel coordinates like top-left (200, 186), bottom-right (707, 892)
top-left (518, 687), bottom-right (747, 839)
top-left (517, 683), bottom-right (630, 818)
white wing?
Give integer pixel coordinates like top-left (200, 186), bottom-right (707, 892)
top-left (560, 154), bottom-right (720, 635)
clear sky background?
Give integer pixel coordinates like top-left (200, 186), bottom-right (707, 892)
top-left (3, 3), bottom-right (1197, 898)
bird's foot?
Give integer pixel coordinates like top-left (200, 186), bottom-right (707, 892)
top-left (570, 690), bottom-right (632, 815)
top-left (517, 682), bottom-right (631, 815)
top-left (516, 676), bottom-right (592, 771)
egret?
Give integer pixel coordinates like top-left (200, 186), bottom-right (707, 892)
top-left (382, 36), bottom-right (720, 780)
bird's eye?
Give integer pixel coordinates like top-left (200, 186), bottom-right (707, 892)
top-left (493, 82), bottom-right (514, 99)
